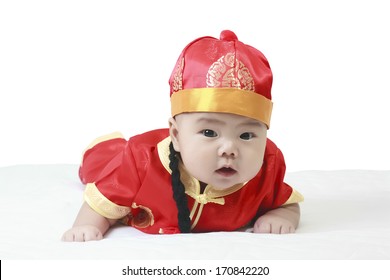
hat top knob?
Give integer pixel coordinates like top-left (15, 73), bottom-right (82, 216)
top-left (220, 30), bottom-right (238, 41)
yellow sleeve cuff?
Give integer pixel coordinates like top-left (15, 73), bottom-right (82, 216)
top-left (283, 189), bottom-right (304, 205)
top-left (84, 183), bottom-right (130, 219)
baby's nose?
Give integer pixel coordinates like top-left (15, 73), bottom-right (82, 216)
top-left (218, 140), bottom-right (238, 158)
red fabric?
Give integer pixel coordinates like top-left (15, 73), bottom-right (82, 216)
top-left (79, 129), bottom-right (293, 234)
top-left (169, 30), bottom-right (273, 100)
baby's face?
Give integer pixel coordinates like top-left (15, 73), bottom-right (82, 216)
top-left (169, 112), bottom-right (267, 190)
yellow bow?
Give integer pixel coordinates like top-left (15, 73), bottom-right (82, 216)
top-left (190, 192), bottom-right (225, 205)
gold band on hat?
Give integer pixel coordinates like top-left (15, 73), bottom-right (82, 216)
top-left (170, 87), bottom-right (273, 128)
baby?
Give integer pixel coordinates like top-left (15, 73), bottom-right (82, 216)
top-left (62, 30), bottom-right (303, 241)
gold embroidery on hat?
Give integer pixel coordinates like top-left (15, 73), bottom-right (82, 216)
top-left (206, 52), bottom-right (254, 91)
top-left (172, 57), bottom-right (184, 92)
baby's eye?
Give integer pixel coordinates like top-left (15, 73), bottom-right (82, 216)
top-left (240, 132), bottom-right (255, 140)
top-left (202, 129), bottom-right (218, 137)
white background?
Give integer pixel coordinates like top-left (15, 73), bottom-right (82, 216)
top-left (1, 0), bottom-right (389, 171)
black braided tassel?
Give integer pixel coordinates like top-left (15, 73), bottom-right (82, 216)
top-left (169, 142), bottom-right (191, 233)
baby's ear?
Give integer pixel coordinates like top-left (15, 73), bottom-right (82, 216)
top-left (168, 117), bottom-right (180, 152)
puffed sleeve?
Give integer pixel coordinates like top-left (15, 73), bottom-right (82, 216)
top-left (258, 140), bottom-right (304, 214)
top-left (272, 148), bottom-right (304, 207)
top-left (79, 132), bottom-right (141, 220)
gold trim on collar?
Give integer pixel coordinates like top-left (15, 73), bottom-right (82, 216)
top-left (157, 136), bottom-right (173, 174)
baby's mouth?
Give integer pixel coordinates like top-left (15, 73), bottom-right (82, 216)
top-left (216, 167), bottom-right (237, 177)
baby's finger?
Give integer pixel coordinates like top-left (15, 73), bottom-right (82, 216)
top-left (254, 221), bottom-right (271, 233)
top-left (83, 230), bottom-right (103, 241)
top-left (280, 225), bottom-right (295, 234)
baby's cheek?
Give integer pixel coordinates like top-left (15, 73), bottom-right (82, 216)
top-left (248, 157), bottom-right (263, 176)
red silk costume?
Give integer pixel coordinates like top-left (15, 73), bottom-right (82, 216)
top-left (79, 129), bottom-right (303, 234)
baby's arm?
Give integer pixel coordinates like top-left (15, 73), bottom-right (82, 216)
top-left (253, 203), bottom-right (300, 234)
top-left (62, 202), bottom-right (117, 242)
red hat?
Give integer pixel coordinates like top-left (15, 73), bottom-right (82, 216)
top-left (169, 30), bottom-right (273, 128)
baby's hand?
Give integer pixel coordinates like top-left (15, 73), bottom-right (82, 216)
top-left (253, 205), bottom-right (299, 234)
top-left (253, 215), bottom-right (295, 234)
top-left (61, 225), bottom-right (103, 242)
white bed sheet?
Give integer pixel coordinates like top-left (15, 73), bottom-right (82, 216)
top-left (0, 164), bottom-right (389, 260)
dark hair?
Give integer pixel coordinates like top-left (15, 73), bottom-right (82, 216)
top-left (169, 142), bottom-right (191, 233)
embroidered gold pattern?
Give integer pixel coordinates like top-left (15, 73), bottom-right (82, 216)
top-left (171, 57), bottom-right (184, 92)
top-left (206, 52), bottom-right (254, 91)
top-left (84, 183), bottom-right (130, 219)
top-left (130, 203), bottom-right (155, 228)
